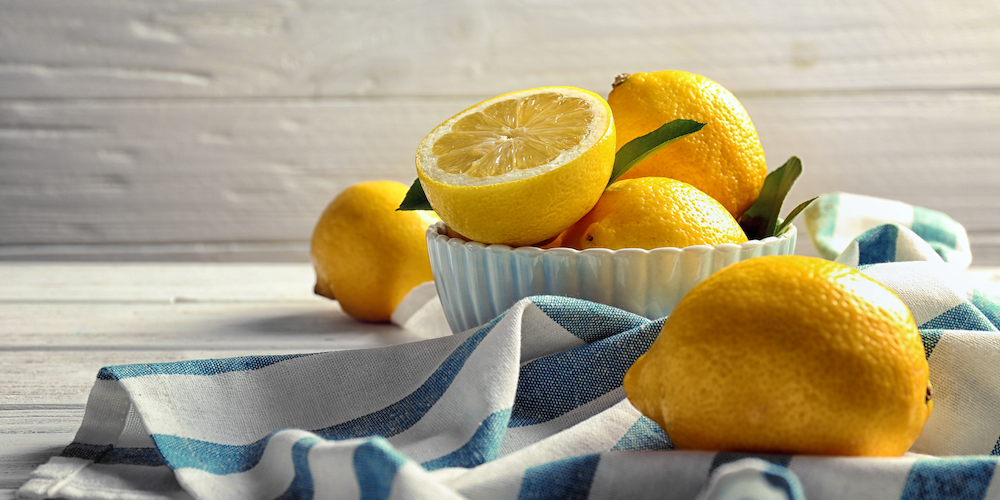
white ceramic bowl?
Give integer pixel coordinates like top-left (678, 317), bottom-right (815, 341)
top-left (426, 220), bottom-right (797, 333)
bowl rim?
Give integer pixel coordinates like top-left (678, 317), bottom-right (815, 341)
top-left (427, 220), bottom-right (796, 256)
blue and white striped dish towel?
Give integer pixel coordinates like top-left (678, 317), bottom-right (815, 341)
top-left (20, 193), bottom-right (1000, 500)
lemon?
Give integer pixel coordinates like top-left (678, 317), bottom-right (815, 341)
top-left (554, 177), bottom-right (747, 250)
top-left (624, 255), bottom-right (932, 457)
top-left (311, 180), bottom-right (440, 323)
top-left (415, 87), bottom-right (615, 247)
top-left (608, 71), bottom-right (767, 219)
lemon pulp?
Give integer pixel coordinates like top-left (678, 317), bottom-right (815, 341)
top-left (416, 87), bottom-right (615, 247)
top-left (432, 93), bottom-right (594, 178)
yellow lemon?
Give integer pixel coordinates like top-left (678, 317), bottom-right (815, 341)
top-left (554, 177), bottom-right (747, 250)
top-left (311, 180), bottom-right (439, 323)
top-left (608, 70), bottom-right (767, 219)
top-left (624, 255), bottom-right (932, 457)
top-left (416, 87), bottom-right (615, 247)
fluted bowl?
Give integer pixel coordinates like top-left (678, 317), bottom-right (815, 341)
top-left (426, 220), bottom-right (797, 333)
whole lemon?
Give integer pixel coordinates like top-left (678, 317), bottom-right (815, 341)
top-left (623, 255), bottom-right (932, 457)
top-left (416, 86), bottom-right (615, 247)
top-left (608, 70), bottom-right (767, 219)
top-left (554, 177), bottom-right (747, 250)
top-left (311, 180), bottom-right (439, 323)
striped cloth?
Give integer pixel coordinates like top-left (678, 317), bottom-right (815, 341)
top-left (19, 193), bottom-right (1000, 500)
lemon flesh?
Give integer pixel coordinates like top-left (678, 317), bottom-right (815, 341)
top-left (416, 87), bottom-right (615, 247)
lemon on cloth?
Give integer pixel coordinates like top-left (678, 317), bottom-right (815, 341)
top-left (311, 180), bottom-right (439, 323)
top-left (415, 87), bottom-right (616, 247)
top-left (554, 177), bottom-right (747, 250)
top-left (608, 70), bottom-right (767, 219)
top-left (624, 255), bottom-right (932, 457)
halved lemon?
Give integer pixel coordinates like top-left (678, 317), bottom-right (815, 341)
top-left (415, 87), bottom-right (616, 247)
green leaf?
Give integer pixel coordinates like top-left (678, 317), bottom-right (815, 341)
top-left (775, 196), bottom-right (817, 236)
top-left (607, 119), bottom-right (706, 187)
top-left (739, 156), bottom-right (803, 239)
top-left (397, 178), bottom-right (433, 211)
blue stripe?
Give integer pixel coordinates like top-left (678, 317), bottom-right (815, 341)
top-left (920, 329), bottom-right (944, 358)
top-left (98, 353), bottom-right (315, 380)
top-left (277, 436), bottom-right (323, 500)
top-left (421, 408), bottom-right (511, 471)
top-left (900, 456), bottom-right (999, 500)
top-left (150, 320), bottom-right (498, 475)
top-left (855, 224), bottom-right (898, 266)
top-left (532, 296), bottom-right (651, 342)
top-left (911, 207), bottom-right (960, 261)
top-left (315, 320), bottom-right (495, 440)
top-left (761, 462), bottom-right (806, 500)
top-left (61, 442), bottom-right (112, 461)
top-left (509, 320), bottom-right (661, 427)
top-left (61, 442), bottom-right (166, 467)
top-left (921, 303), bottom-right (999, 332)
top-left (354, 437), bottom-right (409, 500)
top-left (972, 289), bottom-right (1000, 330)
top-left (517, 453), bottom-right (600, 500)
top-left (152, 434), bottom-right (270, 473)
top-left (611, 416), bottom-right (673, 451)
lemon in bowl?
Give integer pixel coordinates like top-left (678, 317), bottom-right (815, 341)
top-left (415, 86), bottom-right (616, 247)
top-left (554, 177), bottom-right (748, 250)
top-left (608, 70), bottom-right (767, 220)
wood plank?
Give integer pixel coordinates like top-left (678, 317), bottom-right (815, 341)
top-left (2, 93), bottom-right (999, 262)
top-left (0, 432), bottom-right (77, 494)
top-left (1, 0), bottom-right (999, 99)
top-left (0, 263), bottom-right (318, 301)
top-left (0, 302), bottom-right (421, 352)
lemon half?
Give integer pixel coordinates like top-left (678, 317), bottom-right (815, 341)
top-left (416, 87), bottom-right (616, 247)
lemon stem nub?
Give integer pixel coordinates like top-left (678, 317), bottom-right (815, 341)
top-left (612, 73), bottom-right (630, 90)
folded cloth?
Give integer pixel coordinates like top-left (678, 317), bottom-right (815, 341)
top-left (19, 194), bottom-right (1000, 500)
top-left (804, 192), bottom-right (972, 269)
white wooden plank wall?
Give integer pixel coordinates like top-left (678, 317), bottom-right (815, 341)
top-left (2, 0), bottom-right (999, 263)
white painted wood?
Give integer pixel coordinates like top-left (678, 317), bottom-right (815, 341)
top-left (2, 0), bottom-right (999, 98)
top-left (2, 93), bottom-right (999, 262)
top-left (1, 0), bottom-right (999, 263)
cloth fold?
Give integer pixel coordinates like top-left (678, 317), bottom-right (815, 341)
top-left (19, 193), bottom-right (1000, 500)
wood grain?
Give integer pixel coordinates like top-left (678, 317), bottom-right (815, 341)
top-left (1, 0), bottom-right (999, 262)
top-left (2, 93), bottom-right (998, 261)
top-left (2, 0), bottom-right (999, 98)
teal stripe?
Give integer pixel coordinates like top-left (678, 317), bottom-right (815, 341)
top-left (354, 437), bottom-right (408, 500)
top-left (921, 303), bottom-right (999, 332)
top-left (611, 416), bottom-right (673, 451)
top-left (920, 329), bottom-right (943, 358)
top-left (900, 456), bottom-right (998, 500)
top-left (803, 193), bottom-right (843, 259)
top-left (277, 436), bottom-right (322, 500)
top-left (517, 453), bottom-right (600, 500)
top-left (911, 207), bottom-right (959, 249)
top-left (421, 409), bottom-right (511, 470)
top-left (972, 289), bottom-right (1000, 330)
